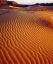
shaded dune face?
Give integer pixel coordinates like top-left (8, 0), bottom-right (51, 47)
top-left (0, 11), bottom-right (53, 64)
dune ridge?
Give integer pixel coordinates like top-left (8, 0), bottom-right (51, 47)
top-left (0, 10), bottom-right (53, 64)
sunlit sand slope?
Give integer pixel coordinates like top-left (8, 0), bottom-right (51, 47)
top-left (0, 11), bottom-right (53, 64)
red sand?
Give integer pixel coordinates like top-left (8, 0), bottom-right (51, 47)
top-left (0, 10), bottom-right (53, 64)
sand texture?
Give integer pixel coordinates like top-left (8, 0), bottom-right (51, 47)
top-left (0, 9), bottom-right (53, 64)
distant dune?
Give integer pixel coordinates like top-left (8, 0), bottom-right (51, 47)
top-left (0, 8), bottom-right (53, 64)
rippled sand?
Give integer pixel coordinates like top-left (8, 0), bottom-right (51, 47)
top-left (0, 9), bottom-right (53, 64)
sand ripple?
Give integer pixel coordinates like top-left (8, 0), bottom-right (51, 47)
top-left (0, 11), bottom-right (53, 64)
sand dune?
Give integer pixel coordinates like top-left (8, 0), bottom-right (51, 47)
top-left (0, 10), bottom-right (53, 64)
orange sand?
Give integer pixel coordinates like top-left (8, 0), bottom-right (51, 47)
top-left (0, 10), bottom-right (53, 64)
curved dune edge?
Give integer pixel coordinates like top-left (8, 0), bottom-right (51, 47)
top-left (0, 11), bottom-right (53, 64)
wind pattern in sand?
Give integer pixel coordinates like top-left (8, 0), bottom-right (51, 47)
top-left (0, 10), bottom-right (53, 64)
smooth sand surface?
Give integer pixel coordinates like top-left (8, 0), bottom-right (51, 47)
top-left (0, 9), bottom-right (53, 64)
